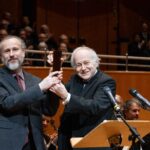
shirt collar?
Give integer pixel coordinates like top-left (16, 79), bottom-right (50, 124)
top-left (12, 70), bottom-right (24, 80)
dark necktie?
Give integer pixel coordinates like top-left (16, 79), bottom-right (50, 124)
top-left (15, 74), bottom-right (25, 91)
top-left (15, 74), bottom-right (29, 146)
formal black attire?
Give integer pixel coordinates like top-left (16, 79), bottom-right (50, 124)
top-left (58, 70), bottom-right (116, 150)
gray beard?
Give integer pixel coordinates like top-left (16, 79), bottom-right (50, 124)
top-left (7, 62), bottom-right (20, 71)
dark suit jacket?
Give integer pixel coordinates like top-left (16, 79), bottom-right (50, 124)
top-left (58, 70), bottom-right (116, 150)
top-left (0, 66), bottom-right (59, 150)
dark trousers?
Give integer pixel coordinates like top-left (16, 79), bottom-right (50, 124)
top-left (22, 130), bottom-right (36, 150)
top-left (22, 139), bottom-right (36, 150)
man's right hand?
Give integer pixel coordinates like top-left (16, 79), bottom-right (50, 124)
top-left (39, 71), bottom-right (63, 92)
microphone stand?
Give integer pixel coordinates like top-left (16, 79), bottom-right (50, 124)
top-left (115, 110), bottom-right (145, 150)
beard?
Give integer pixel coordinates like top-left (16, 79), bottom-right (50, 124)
top-left (2, 58), bottom-right (24, 71)
top-left (7, 61), bottom-right (20, 70)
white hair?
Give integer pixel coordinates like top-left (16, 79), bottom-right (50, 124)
top-left (71, 46), bottom-right (100, 68)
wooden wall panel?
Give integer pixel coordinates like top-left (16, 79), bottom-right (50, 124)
top-left (36, 0), bottom-right (116, 54)
top-left (35, 0), bottom-right (150, 56)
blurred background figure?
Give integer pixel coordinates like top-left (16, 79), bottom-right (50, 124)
top-left (0, 28), bottom-right (8, 41)
top-left (38, 41), bottom-right (48, 50)
top-left (40, 24), bottom-right (58, 50)
top-left (123, 98), bottom-right (141, 120)
top-left (122, 99), bottom-right (150, 150)
top-left (58, 42), bottom-right (70, 67)
top-left (58, 34), bottom-right (69, 46)
top-left (115, 94), bottom-right (124, 111)
top-left (32, 41), bottom-right (48, 66)
top-left (139, 22), bottom-right (150, 44)
top-left (38, 33), bottom-right (48, 44)
top-left (128, 33), bottom-right (144, 57)
top-left (20, 16), bottom-right (32, 29)
top-left (42, 115), bottom-right (58, 150)
top-left (0, 11), bottom-right (16, 34)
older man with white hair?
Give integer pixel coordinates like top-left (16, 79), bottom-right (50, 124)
top-left (49, 46), bottom-right (116, 150)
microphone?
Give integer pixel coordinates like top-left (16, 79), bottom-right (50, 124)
top-left (129, 89), bottom-right (150, 108)
top-left (103, 86), bottom-right (120, 112)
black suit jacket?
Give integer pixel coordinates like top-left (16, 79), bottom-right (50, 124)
top-left (0, 67), bottom-right (59, 150)
top-left (58, 70), bottom-right (116, 150)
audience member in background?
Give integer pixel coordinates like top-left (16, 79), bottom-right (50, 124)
top-left (128, 33), bottom-right (144, 57)
top-left (18, 29), bottom-right (34, 66)
top-left (123, 98), bottom-right (141, 120)
top-left (58, 42), bottom-right (70, 67)
top-left (38, 33), bottom-right (48, 43)
top-left (115, 94), bottom-right (124, 111)
top-left (58, 34), bottom-right (69, 46)
top-left (139, 22), bottom-right (150, 44)
top-left (116, 99), bottom-right (140, 150)
top-left (122, 99), bottom-right (150, 150)
top-left (24, 26), bottom-right (37, 48)
top-left (48, 46), bottom-right (116, 150)
top-left (0, 28), bottom-right (8, 41)
top-left (20, 16), bottom-right (33, 29)
top-left (127, 33), bottom-right (146, 70)
top-left (0, 11), bottom-right (16, 34)
top-left (47, 41), bottom-right (71, 68)
top-left (38, 42), bottom-right (48, 51)
top-left (19, 29), bottom-right (34, 50)
top-left (0, 35), bottom-right (62, 150)
top-left (32, 41), bottom-right (48, 66)
top-left (40, 24), bottom-right (58, 50)
top-left (32, 32), bottom-right (51, 66)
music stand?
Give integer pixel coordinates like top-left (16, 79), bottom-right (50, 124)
top-left (70, 120), bottom-right (150, 148)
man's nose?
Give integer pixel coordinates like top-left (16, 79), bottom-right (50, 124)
top-left (135, 111), bottom-right (139, 115)
top-left (81, 64), bottom-right (86, 70)
top-left (9, 50), bottom-right (15, 56)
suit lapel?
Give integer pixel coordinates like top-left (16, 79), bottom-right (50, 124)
top-left (0, 67), bottom-right (21, 91)
top-left (23, 71), bottom-right (33, 89)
